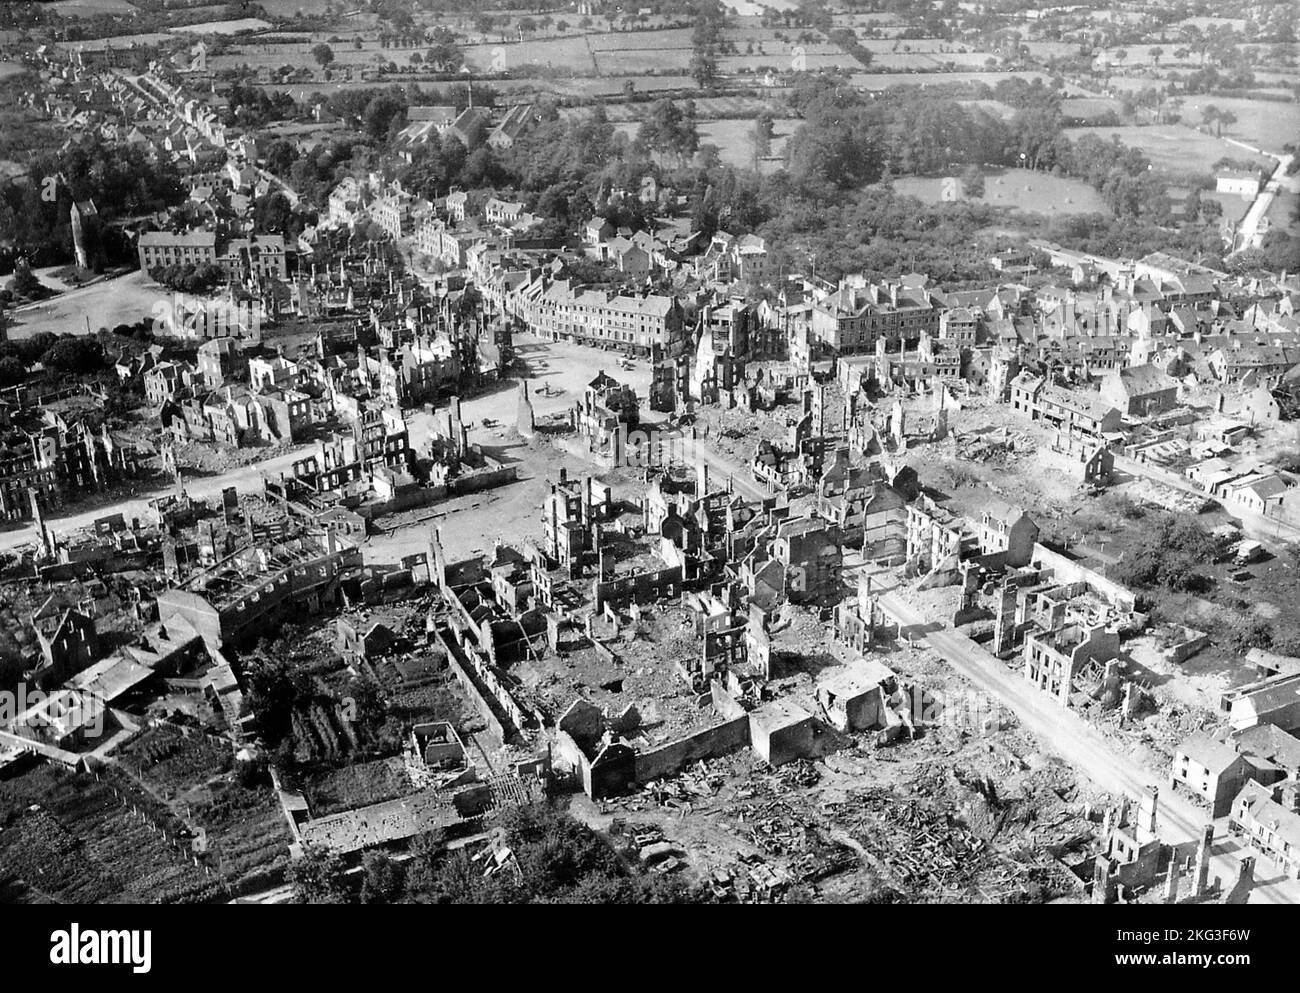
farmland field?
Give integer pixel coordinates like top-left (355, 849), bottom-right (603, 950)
top-left (254, 74), bottom-right (701, 99)
top-left (850, 69), bottom-right (1049, 90)
top-left (0, 763), bottom-right (223, 904)
top-left (46, 0), bottom-right (137, 14)
top-left (117, 726), bottom-right (292, 894)
top-left (170, 18), bottom-right (272, 35)
top-left (616, 116), bottom-right (800, 173)
top-left (571, 95), bottom-right (783, 123)
top-left (54, 33), bottom-right (173, 49)
top-left (1061, 125), bottom-right (1274, 179)
top-left (1061, 96), bottom-right (1122, 121)
top-left (464, 36), bottom-right (596, 74)
top-left (256, 0), bottom-right (340, 13)
top-left (1171, 95), bottom-right (1300, 156)
top-left (1265, 190), bottom-right (1300, 238)
top-left (892, 168), bottom-right (1109, 216)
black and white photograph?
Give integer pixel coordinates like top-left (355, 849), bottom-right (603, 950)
top-left (0, 0), bottom-right (1295, 968)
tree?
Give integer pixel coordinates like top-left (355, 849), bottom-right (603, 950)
top-left (360, 852), bottom-right (403, 904)
top-left (637, 99), bottom-right (700, 167)
top-left (426, 27), bottom-right (463, 71)
top-left (0, 356), bottom-right (25, 388)
top-left (690, 47), bottom-right (718, 89)
top-left (40, 336), bottom-right (104, 374)
top-left (362, 93), bottom-right (405, 141)
top-left (1214, 108), bottom-right (1237, 137)
top-left (1112, 513), bottom-right (1215, 594)
top-left (961, 164), bottom-right (985, 199)
top-left (751, 110), bottom-right (774, 165)
top-left (289, 845), bottom-right (351, 904)
top-left (1200, 104), bottom-right (1220, 133)
top-left (311, 43), bottom-right (334, 68)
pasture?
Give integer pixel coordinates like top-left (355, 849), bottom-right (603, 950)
top-left (892, 168), bottom-right (1110, 216)
top-left (170, 18), bottom-right (273, 35)
top-left (1172, 95), bottom-right (1300, 157)
top-left (45, 0), bottom-right (138, 14)
top-left (1061, 96), bottom-right (1123, 122)
top-left (1060, 124), bottom-right (1275, 179)
top-left (850, 69), bottom-right (1049, 91)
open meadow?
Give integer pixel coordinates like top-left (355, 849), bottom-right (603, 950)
top-left (1061, 124), bottom-right (1275, 179)
top-left (892, 167), bottom-right (1109, 215)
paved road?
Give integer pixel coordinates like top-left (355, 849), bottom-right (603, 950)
top-left (1231, 152), bottom-right (1293, 252)
top-left (862, 567), bottom-right (1297, 904)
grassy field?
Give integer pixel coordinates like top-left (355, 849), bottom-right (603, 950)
top-left (170, 18), bottom-right (272, 35)
top-left (575, 95), bottom-right (783, 123)
top-left (256, 0), bottom-right (339, 13)
top-left (255, 74), bottom-right (701, 99)
top-left (1172, 95), bottom-right (1300, 157)
top-left (1061, 96), bottom-right (1122, 121)
top-left (54, 33), bottom-right (173, 49)
top-left (960, 98), bottom-right (1016, 120)
top-left (850, 69), bottom-right (1048, 90)
top-left (0, 62), bottom-right (25, 79)
top-left (1205, 190), bottom-right (1253, 226)
top-left (1256, 71), bottom-right (1300, 88)
top-left (46, 0), bottom-right (138, 14)
top-left (8, 270), bottom-right (163, 340)
top-left (1265, 190), bottom-right (1300, 238)
top-left (1061, 124), bottom-right (1274, 179)
top-left (893, 168), bottom-right (1109, 216)
top-left (464, 35), bottom-right (596, 74)
top-left (615, 116), bottom-right (799, 173)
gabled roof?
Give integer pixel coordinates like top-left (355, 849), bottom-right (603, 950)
top-left (1178, 731), bottom-right (1245, 776)
top-left (1114, 363), bottom-right (1178, 396)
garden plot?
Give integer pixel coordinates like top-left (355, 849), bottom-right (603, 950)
top-left (116, 726), bottom-right (292, 894)
top-left (0, 763), bottom-right (221, 903)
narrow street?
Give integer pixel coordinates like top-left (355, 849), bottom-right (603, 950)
top-left (1228, 150), bottom-right (1294, 252)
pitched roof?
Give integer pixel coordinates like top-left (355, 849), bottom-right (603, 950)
top-left (1115, 363), bottom-right (1178, 396)
top-left (1178, 731), bottom-right (1245, 776)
